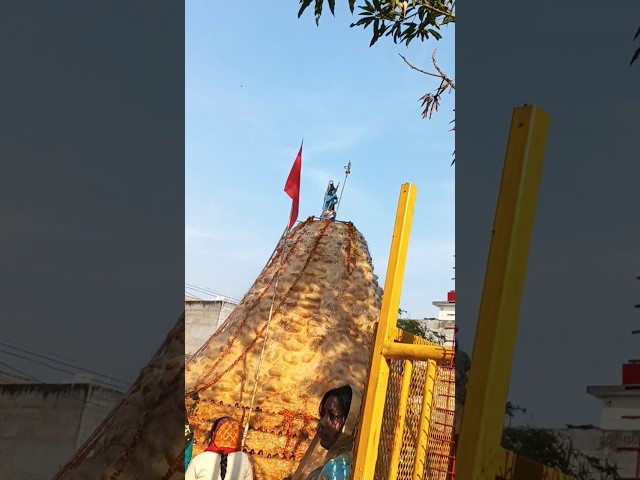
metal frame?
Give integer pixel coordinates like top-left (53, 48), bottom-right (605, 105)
top-left (351, 183), bottom-right (454, 480)
top-left (456, 105), bottom-right (575, 480)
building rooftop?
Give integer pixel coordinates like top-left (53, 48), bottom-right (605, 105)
top-left (587, 384), bottom-right (640, 398)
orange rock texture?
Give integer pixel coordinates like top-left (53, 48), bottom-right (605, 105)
top-left (185, 218), bottom-right (383, 480)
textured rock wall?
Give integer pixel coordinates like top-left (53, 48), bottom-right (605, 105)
top-left (185, 218), bottom-right (383, 480)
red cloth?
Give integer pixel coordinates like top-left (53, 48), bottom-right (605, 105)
top-left (206, 417), bottom-right (241, 453)
top-left (284, 143), bottom-right (303, 230)
top-left (204, 444), bottom-right (240, 455)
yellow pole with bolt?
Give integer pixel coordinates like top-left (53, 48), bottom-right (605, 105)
top-left (456, 105), bottom-right (551, 479)
top-left (351, 183), bottom-right (417, 480)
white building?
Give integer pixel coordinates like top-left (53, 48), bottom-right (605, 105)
top-left (550, 335), bottom-right (640, 478)
top-left (0, 380), bottom-right (122, 480)
top-left (185, 296), bottom-right (238, 359)
top-left (420, 290), bottom-right (455, 345)
top-left (587, 384), bottom-right (640, 432)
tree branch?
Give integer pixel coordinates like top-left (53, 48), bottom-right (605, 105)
top-left (431, 49), bottom-right (455, 90)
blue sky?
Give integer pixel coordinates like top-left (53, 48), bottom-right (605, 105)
top-left (186, 1), bottom-right (455, 319)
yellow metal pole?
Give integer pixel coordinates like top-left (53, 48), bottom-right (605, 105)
top-left (387, 360), bottom-right (413, 480)
top-left (412, 360), bottom-right (437, 480)
top-left (381, 342), bottom-right (453, 363)
top-left (456, 105), bottom-right (551, 479)
top-left (352, 183), bottom-right (417, 480)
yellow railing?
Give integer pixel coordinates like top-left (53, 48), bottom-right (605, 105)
top-left (351, 184), bottom-right (455, 480)
top-left (457, 106), bottom-right (576, 480)
top-left (351, 105), bottom-right (577, 480)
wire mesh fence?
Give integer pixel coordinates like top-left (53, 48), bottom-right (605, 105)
top-left (374, 359), bottom-right (455, 480)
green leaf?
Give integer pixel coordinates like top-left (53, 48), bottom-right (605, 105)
top-left (328, 0), bottom-right (336, 16)
top-left (297, 0), bottom-right (313, 18)
top-left (349, 0), bottom-right (356, 13)
top-left (314, 0), bottom-right (323, 26)
top-left (428, 28), bottom-right (442, 40)
top-left (371, 19), bottom-right (380, 46)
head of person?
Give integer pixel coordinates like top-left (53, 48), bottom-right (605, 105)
top-left (317, 385), bottom-right (353, 449)
top-left (207, 416), bottom-right (241, 451)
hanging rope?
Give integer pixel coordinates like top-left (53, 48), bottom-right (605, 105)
top-left (241, 218), bottom-right (332, 447)
top-left (188, 219), bottom-right (333, 459)
top-left (185, 218), bottom-right (313, 370)
top-left (192, 219), bottom-right (330, 396)
top-left (190, 223), bottom-right (308, 395)
top-left (241, 233), bottom-right (289, 447)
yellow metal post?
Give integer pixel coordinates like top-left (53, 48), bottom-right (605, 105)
top-left (457, 105), bottom-right (551, 479)
top-left (412, 360), bottom-right (437, 480)
top-left (387, 360), bottom-right (413, 480)
top-left (382, 342), bottom-right (453, 363)
top-left (352, 183), bottom-right (417, 480)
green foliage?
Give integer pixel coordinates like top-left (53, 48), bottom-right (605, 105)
top-left (397, 316), bottom-right (447, 345)
top-left (455, 349), bottom-right (619, 479)
top-left (297, 0), bottom-right (455, 165)
top-left (503, 404), bottom-right (620, 479)
top-left (298, 0), bottom-right (455, 47)
top-left (397, 318), bottom-right (423, 336)
top-left (503, 427), bottom-right (573, 474)
top-left (505, 401), bottom-right (527, 421)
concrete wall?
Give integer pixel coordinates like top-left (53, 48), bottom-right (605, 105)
top-left (185, 300), bottom-right (237, 355)
top-left (553, 428), bottom-right (640, 479)
top-left (421, 319), bottom-right (455, 344)
top-left (599, 395), bottom-right (640, 431)
top-left (0, 383), bottom-right (122, 480)
top-left (0, 371), bottom-right (35, 385)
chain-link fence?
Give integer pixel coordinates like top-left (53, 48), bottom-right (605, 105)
top-left (373, 359), bottom-right (455, 480)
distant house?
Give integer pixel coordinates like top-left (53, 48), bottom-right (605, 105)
top-left (0, 377), bottom-right (123, 480)
top-left (185, 296), bottom-right (238, 360)
top-left (534, 347), bottom-right (640, 477)
top-left (409, 290), bottom-right (455, 345)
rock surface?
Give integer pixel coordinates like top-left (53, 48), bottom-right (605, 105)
top-left (53, 316), bottom-right (185, 480)
top-left (185, 218), bottom-right (383, 480)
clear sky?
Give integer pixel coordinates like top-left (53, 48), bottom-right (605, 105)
top-left (185, 1), bottom-right (455, 319)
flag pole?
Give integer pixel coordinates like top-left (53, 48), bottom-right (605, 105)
top-left (335, 160), bottom-right (351, 218)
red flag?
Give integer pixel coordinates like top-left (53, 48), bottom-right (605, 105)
top-left (284, 143), bottom-right (302, 230)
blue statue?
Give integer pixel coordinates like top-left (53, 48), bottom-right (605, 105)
top-left (322, 181), bottom-right (339, 218)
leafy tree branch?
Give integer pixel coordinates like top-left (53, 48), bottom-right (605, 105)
top-left (297, 0), bottom-right (455, 164)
